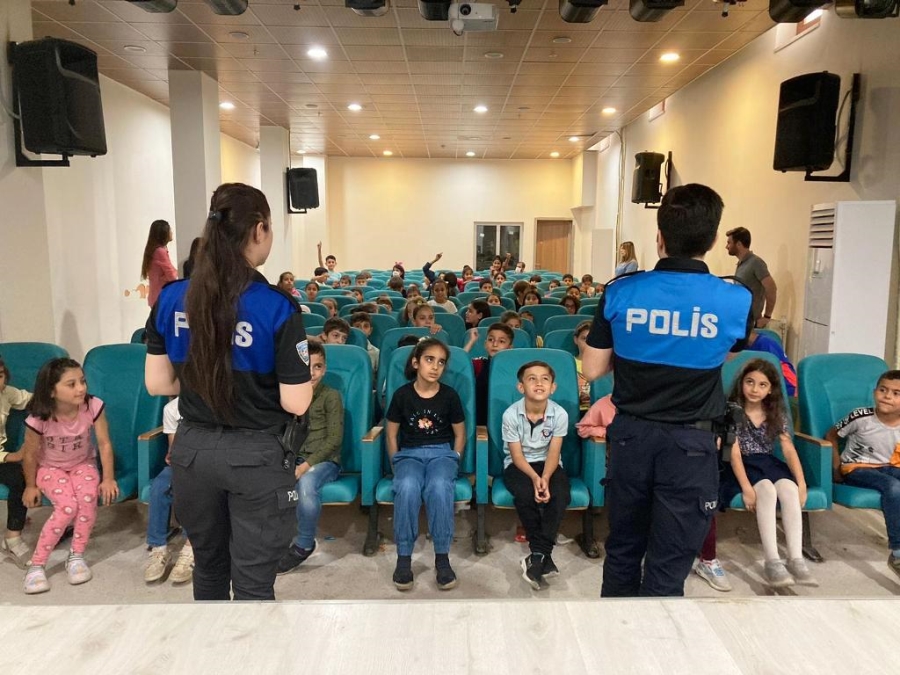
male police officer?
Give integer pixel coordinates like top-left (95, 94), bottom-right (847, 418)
top-left (581, 184), bottom-right (752, 597)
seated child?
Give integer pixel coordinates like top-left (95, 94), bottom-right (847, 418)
top-left (523, 290), bottom-right (542, 306)
top-left (411, 303), bottom-right (443, 335)
top-left (580, 274), bottom-right (595, 297)
top-left (375, 296), bottom-right (394, 313)
top-left (529, 275), bottom-right (543, 284)
top-left (502, 361), bottom-right (570, 590)
top-left (312, 267), bottom-right (330, 285)
top-left (486, 294), bottom-right (502, 307)
top-left (561, 274), bottom-right (574, 286)
top-left (561, 296), bottom-right (580, 315)
top-left (277, 272), bottom-right (301, 298)
top-left (339, 275), bottom-right (352, 288)
top-left (546, 279), bottom-right (561, 293)
top-left (465, 323), bottom-right (514, 425)
top-left (319, 317), bottom-right (350, 345)
top-left (22, 358), bottom-right (119, 594)
top-left (320, 297), bottom-right (338, 319)
top-left (387, 276), bottom-right (405, 296)
top-left (566, 286), bottom-right (581, 299)
top-left (499, 311), bottom-right (522, 330)
top-left (0, 358), bottom-right (32, 568)
top-left (144, 397), bottom-right (194, 585)
top-left (464, 300), bottom-right (491, 330)
top-left (479, 280), bottom-right (493, 294)
top-left (355, 274), bottom-right (368, 286)
top-left (304, 281), bottom-right (320, 303)
top-left (406, 285), bottom-right (422, 301)
top-left (350, 311), bottom-right (380, 372)
top-left (428, 280), bottom-right (456, 313)
top-left (827, 369), bottom-right (900, 577)
top-left (278, 341), bottom-right (344, 573)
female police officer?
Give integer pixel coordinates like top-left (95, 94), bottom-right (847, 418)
top-left (145, 183), bottom-right (313, 601)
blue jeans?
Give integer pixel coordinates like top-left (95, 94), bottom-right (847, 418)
top-left (147, 466), bottom-right (188, 547)
top-left (842, 466), bottom-right (900, 550)
top-left (392, 444), bottom-right (459, 556)
top-left (293, 461), bottom-right (341, 550)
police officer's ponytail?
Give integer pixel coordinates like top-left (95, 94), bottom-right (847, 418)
top-left (183, 183), bottom-right (271, 422)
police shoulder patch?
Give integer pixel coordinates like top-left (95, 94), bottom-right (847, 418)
top-left (296, 340), bottom-right (310, 366)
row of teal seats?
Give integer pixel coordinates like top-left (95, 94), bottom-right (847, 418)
top-left (0, 342), bottom-right (166, 506)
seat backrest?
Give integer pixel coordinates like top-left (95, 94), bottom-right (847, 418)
top-left (347, 327), bottom-right (369, 349)
top-left (384, 345), bottom-right (476, 476)
top-left (487, 348), bottom-right (581, 478)
top-left (433, 312), bottom-right (466, 348)
top-left (590, 372), bottom-right (615, 402)
top-left (302, 302), bottom-right (330, 319)
top-left (367, 313), bottom-right (399, 350)
top-left (468, 326), bottom-right (531, 358)
top-left (540, 296), bottom-right (561, 305)
top-left (317, 295), bottom-right (357, 309)
top-left (365, 289), bottom-right (402, 299)
top-left (457, 291), bottom-right (491, 305)
top-left (798, 353), bottom-right (888, 438)
top-left (518, 304), bottom-right (567, 335)
top-left (0, 342), bottom-right (69, 451)
top-left (323, 344), bottom-right (373, 473)
top-left (578, 304), bottom-right (598, 315)
top-left (543, 314), bottom-right (588, 336)
top-left (302, 313), bottom-right (325, 331)
top-left (83, 344), bottom-right (165, 498)
top-left (464, 281), bottom-right (482, 292)
top-left (377, 327), bottom-right (450, 400)
top-left (130, 328), bottom-right (146, 344)
top-left (542, 329), bottom-right (578, 356)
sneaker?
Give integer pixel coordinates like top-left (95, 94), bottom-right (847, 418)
top-left (435, 564), bottom-right (458, 590)
top-left (276, 540), bottom-right (317, 575)
top-left (392, 561), bottom-right (414, 591)
top-left (521, 554), bottom-right (547, 591)
top-left (556, 533), bottom-right (574, 546)
top-left (2, 537), bottom-right (30, 570)
top-left (169, 546), bottom-right (194, 584)
top-left (786, 558), bottom-right (819, 586)
top-left (542, 555), bottom-right (560, 578)
top-left (144, 546), bottom-right (170, 582)
top-left (888, 554), bottom-right (900, 580)
top-left (65, 552), bottom-right (92, 585)
top-left (694, 558), bottom-right (733, 592)
top-left (514, 526), bottom-right (527, 543)
top-left (24, 565), bottom-right (50, 594)
top-left (764, 559), bottom-right (794, 588)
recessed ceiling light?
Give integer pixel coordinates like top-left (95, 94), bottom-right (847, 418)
top-left (552, 36), bottom-right (572, 44)
top-left (369, 134), bottom-right (380, 140)
top-left (383, 150), bottom-right (393, 156)
top-left (219, 101), bottom-right (235, 110)
top-left (348, 103), bottom-right (363, 111)
top-left (550, 151), bottom-right (560, 158)
top-left (466, 151), bottom-right (475, 157)
top-left (483, 51), bottom-right (504, 59)
top-left (307, 47), bottom-right (327, 60)
top-left (601, 107), bottom-right (617, 114)
top-left (659, 52), bottom-right (680, 63)
top-left (228, 31), bottom-right (250, 40)
top-left (568, 136), bottom-right (579, 142)
top-left (473, 105), bottom-right (488, 113)
top-left (295, 150), bottom-right (306, 155)
top-left (123, 45), bottom-right (146, 53)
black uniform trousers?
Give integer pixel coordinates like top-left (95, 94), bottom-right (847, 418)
top-left (601, 414), bottom-right (719, 598)
top-left (171, 425), bottom-right (297, 601)
top-left (503, 461), bottom-right (570, 556)
top-left (0, 462), bottom-right (27, 531)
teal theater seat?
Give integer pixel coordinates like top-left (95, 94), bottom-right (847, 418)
top-left (84, 344), bottom-right (166, 503)
top-left (723, 351), bottom-right (832, 561)
top-left (519, 304), bottom-right (567, 335)
top-left (542, 329), bottom-right (579, 356)
top-left (302, 313), bottom-right (325, 331)
top-left (302, 302), bottom-right (330, 319)
top-left (433, 312), bottom-right (466, 348)
top-left (543, 314), bottom-right (588, 336)
top-left (0, 342), bottom-right (68, 501)
top-left (478, 348), bottom-right (603, 558)
top-left (347, 327), bottom-right (369, 349)
top-left (799, 353), bottom-right (889, 512)
top-left (362, 345), bottom-right (477, 556)
top-left (130, 328), bottom-right (146, 344)
top-left (315, 295), bottom-right (357, 310)
top-left (367, 313), bottom-right (399, 350)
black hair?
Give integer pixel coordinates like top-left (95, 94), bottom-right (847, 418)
top-left (404, 337), bottom-right (450, 380)
top-left (0, 358), bottom-right (9, 382)
top-left (877, 370), bottom-right (900, 387)
top-left (487, 322), bottom-right (514, 342)
top-left (349, 311), bottom-right (372, 326)
top-left (728, 358), bottom-right (786, 443)
top-left (28, 358), bottom-right (89, 421)
top-left (499, 310), bottom-right (520, 324)
top-left (308, 340), bottom-right (326, 362)
top-left (516, 360), bottom-right (556, 383)
top-left (323, 317), bottom-right (350, 336)
top-left (658, 183), bottom-right (724, 258)
top-left (469, 300), bottom-right (491, 324)
top-left (562, 295), bottom-right (581, 312)
top-left (442, 272), bottom-right (458, 294)
top-left (314, 266), bottom-right (328, 276)
top-left (523, 290), bottom-right (542, 304)
top-left (726, 226), bottom-right (751, 248)
top-left (141, 219), bottom-right (172, 280)
top-left (326, 254), bottom-right (336, 263)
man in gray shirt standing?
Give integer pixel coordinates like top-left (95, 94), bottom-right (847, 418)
top-left (726, 227), bottom-right (777, 329)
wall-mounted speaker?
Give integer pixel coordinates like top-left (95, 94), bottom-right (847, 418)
top-left (286, 168), bottom-right (319, 211)
top-left (13, 38), bottom-right (107, 157)
top-left (631, 152), bottom-right (665, 204)
top-left (773, 72), bottom-right (841, 172)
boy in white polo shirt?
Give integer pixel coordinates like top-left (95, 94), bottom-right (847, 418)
top-left (501, 361), bottom-right (570, 591)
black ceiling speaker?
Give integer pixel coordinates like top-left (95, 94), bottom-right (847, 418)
top-left (12, 38), bottom-right (107, 158)
top-left (287, 168), bottom-right (320, 212)
top-left (631, 152), bottom-right (665, 204)
top-left (347, 0), bottom-right (390, 16)
top-left (126, 0), bottom-right (177, 12)
top-left (773, 72), bottom-right (841, 172)
top-left (558, 0), bottom-right (608, 23)
top-left (203, 0), bottom-right (247, 15)
top-left (630, 0), bottom-right (684, 22)
top-left (418, 0), bottom-right (452, 20)
top-left (835, 0), bottom-right (899, 16)
top-left (768, 0), bottom-right (825, 22)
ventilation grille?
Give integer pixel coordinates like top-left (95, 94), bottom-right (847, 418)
top-left (809, 204), bottom-right (836, 248)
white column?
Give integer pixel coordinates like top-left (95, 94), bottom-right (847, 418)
top-left (0, 0), bottom-right (56, 342)
top-left (168, 70), bottom-right (221, 266)
top-left (259, 126), bottom-right (292, 282)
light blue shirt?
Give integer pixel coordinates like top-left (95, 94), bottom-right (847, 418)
top-left (615, 260), bottom-right (638, 277)
top-left (501, 398), bottom-right (568, 469)
top-left (327, 271), bottom-right (342, 284)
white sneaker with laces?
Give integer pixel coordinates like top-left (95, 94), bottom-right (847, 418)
top-left (169, 546), bottom-right (194, 584)
top-left (694, 558), bottom-right (733, 592)
top-left (144, 546), bottom-right (170, 583)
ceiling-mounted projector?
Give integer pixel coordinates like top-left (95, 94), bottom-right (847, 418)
top-left (449, 3), bottom-right (499, 34)
top-left (347, 0), bottom-right (390, 16)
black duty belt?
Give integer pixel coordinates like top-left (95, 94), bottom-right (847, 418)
top-left (624, 413), bottom-right (717, 432)
top-left (181, 421), bottom-right (286, 435)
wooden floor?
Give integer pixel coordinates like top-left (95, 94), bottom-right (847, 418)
top-left (1, 598), bottom-right (898, 674)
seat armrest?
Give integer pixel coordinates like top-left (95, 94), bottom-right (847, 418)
top-left (363, 426), bottom-right (383, 442)
top-left (476, 425), bottom-right (489, 504)
top-left (794, 432), bottom-right (833, 509)
top-left (360, 426), bottom-right (384, 506)
top-left (582, 437), bottom-right (607, 508)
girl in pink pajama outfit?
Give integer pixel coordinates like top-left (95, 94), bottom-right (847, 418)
top-left (21, 358), bottom-right (119, 594)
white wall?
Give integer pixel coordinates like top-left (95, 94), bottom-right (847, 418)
top-left (221, 132), bottom-right (260, 188)
top-left (600, 12), bottom-right (900, 360)
top-left (326, 158), bottom-right (576, 274)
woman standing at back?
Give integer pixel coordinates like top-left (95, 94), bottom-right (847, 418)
top-left (144, 183), bottom-right (313, 601)
top-left (142, 219), bottom-right (178, 307)
top-left (614, 241), bottom-right (639, 277)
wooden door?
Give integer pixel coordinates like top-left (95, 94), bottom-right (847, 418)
top-left (535, 220), bottom-right (572, 273)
